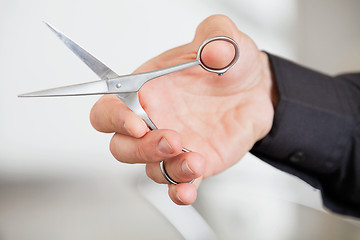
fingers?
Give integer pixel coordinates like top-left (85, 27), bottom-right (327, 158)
top-left (194, 14), bottom-right (239, 45)
top-left (110, 125), bottom-right (205, 205)
top-left (146, 152), bottom-right (205, 205)
top-left (168, 183), bottom-right (198, 205)
top-left (92, 95), bottom-right (203, 206)
top-left (90, 95), bottom-right (149, 138)
top-left (145, 152), bottom-right (205, 184)
top-left (109, 129), bottom-right (183, 164)
top-left (195, 15), bottom-right (239, 71)
top-left (200, 39), bottom-right (236, 70)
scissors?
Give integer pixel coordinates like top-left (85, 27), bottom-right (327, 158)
top-left (19, 23), bottom-right (239, 147)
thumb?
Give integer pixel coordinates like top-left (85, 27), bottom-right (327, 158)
top-left (200, 38), bottom-right (236, 70)
top-left (193, 15), bottom-right (240, 70)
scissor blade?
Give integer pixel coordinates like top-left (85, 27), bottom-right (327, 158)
top-left (18, 80), bottom-right (110, 97)
top-left (44, 22), bottom-right (119, 80)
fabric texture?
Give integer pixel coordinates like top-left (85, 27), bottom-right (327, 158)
top-left (250, 53), bottom-right (360, 218)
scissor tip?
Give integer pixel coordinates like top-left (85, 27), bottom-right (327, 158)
top-left (18, 93), bottom-right (31, 98)
top-left (42, 21), bottom-right (50, 28)
top-left (43, 22), bottom-right (53, 30)
top-left (18, 92), bottom-right (44, 98)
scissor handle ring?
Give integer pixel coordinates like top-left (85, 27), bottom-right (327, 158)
top-left (196, 36), bottom-right (240, 76)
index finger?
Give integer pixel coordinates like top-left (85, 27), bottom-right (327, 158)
top-left (90, 94), bottom-right (149, 138)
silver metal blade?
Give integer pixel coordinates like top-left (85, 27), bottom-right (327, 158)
top-left (18, 80), bottom-right (110, 97)
top-left (44, 22), bottom-right (119, 80)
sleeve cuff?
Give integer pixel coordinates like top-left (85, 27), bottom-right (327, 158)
top-left (251, 53), bottom-right (353, 174)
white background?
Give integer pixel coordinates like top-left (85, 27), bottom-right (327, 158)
top-left (0, 0), bottom-right (359, 239)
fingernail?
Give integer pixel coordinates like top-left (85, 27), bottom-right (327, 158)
top-left (158, 138), bottom-right (174, 154)
top-left (182, 161), bottom-right (194, 175)
top-left (123, 123), bottom-right (134, 137)
top-left (176, 192), bottom-right (184, 204)
top-left (141, 120), bottom-right (150, 133)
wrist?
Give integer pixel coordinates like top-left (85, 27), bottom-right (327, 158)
top-left (254, 51), bottom-right (278, 140)
top-left (260, 51), bottom-right (278, 109)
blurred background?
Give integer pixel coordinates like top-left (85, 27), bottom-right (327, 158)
top-left (1, 0), bottom-right (360, 239)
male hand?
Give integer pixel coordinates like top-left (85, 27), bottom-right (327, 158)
top-left (90, 15), bottom-right (276, 205)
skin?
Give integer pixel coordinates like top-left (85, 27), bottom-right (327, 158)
top-left (90, 15), bottom-right (278, 205)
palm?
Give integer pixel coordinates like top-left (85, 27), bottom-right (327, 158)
top-left (137, 38), bottom-right (274, 178)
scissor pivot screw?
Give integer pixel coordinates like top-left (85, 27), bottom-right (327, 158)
top-left (116, 83), bottom-right (122, 88)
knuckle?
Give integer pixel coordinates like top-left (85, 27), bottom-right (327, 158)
top-left (110, 109), bottom-right (120, 132)
top-left (135, 141), bottom-right (148, 162)
top-left (136, 131), bottom-right (164, 163)
top-left (146, 163), bottom-right (165, 184)
top-left (145, 164), bottom-right (154, 180)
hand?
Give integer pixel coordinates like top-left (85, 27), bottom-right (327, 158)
top-left (90, 15), bottom-right (277, 205)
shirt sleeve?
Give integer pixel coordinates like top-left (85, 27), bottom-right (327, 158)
top-left (250, 53), bottom-right (360, 218)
